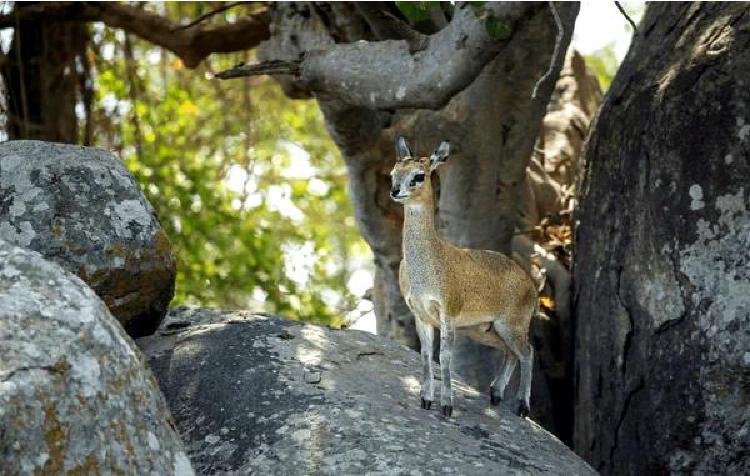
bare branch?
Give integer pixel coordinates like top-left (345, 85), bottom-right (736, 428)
top-left (614, 1), bottom-right (638, 32)
top-left (219, 3), bottom-right (543, 111)
top-left (0, 2), bottom-right (270, 68)
top-left (92, 3), bottom-right (269, 67)
top-left (531, 1), bottom-right (564, 100)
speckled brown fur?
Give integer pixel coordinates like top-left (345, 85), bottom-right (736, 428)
top-left (391, 138), bottom-right (536, 417)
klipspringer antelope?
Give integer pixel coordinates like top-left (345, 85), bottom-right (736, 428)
top-left (390, 136), bottom-right (538, 418)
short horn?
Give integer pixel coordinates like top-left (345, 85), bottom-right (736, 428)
top-left (395, 135), bottom-right (413, 161)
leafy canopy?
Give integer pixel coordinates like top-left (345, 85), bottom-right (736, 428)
top-left (88, 3), bottom-right (369, 325)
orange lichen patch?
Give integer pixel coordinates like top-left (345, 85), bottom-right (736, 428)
top-left (51, 223), bottom-right (66, 238)
top-left (106, 364), bottom-right (141, 396)
top-left (69, 454), bottom-right (102, 476)
top-left (42, 401), bottom-right (66, 474)
top-left (106, 243), bottom-right (130, 258)
top-left (115, 419), bottom-right (137, 461)
top-left (53, 357), bottom-right (71, 375)
top-left (153, 229), bottom-right (175, 260)
top-left (83, 250), bottom-right (174, 320)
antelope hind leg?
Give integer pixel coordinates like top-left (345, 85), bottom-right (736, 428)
top-left (492, 320), bottom-right (533, 417)
top-left (490, 349), bottom-right (517, 406)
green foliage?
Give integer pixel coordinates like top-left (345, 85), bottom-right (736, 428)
top-left (584, 43), bottom-right (619, 91)
top-left (87, 4), bottom-right (367, 325)
top-left (484, 17), bottom-right (512, 41)
top-left (467, 2), bottom-right (512, 41)
top-left (469, 2), bottom-right (486, 17)
top-left (395, 2), bottom-right (434, 23)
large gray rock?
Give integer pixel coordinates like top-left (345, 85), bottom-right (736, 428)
top-left (574, 3), bottom-right (750, 474)
top-left (0, 241), bottom-right (192, 474)
top-left (0, 140), bottom-right (175, 337)
top-left (138, 308), bottom-right (596, 475)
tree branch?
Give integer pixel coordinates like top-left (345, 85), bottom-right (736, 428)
top-left (0, 2), bottom-right (270, 68)
top-left (531, 1), bottom-right (564, 100)
top-left (217, 2), bottom-right (541, 110)
top-left (614, 1), bottom-right (638, 32)
top-left (214, 60), bottom-right (300, 79)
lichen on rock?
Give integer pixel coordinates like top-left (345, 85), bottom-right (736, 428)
top-left (0, 240), bottom-right (193, 475)
top-left (0, 140), bottom-right (175, 337)
top-left (138, 307), bottom-right (596, 475)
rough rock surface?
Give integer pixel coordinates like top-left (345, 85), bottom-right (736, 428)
top-left (0, 140), bottom-right (175, 337)
top-left (574, 3), bottom-right (750, 474)
top-left (0, 240), bottom-right (192, 475)
top-left (138, 307), bottom-right (595, 475)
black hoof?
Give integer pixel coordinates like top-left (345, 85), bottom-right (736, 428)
top-left (441, 405), bottom-right (453, 417)
top-left (421, 398), bottom-right (432, 410)
top-left (516, 400), bottom-right (530, 417)
top-left (490, 386), bottom-right (501, 406)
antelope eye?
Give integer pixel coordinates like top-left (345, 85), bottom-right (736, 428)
top-left (410, 173), bottom-right (425, 185)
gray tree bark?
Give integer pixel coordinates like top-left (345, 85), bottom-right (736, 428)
top-left (258, 2), bottom-right (579, 434)
top-left (573, 2), bottom-right (750, 474)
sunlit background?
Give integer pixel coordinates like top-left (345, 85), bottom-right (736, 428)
top-left (0, 1), bottom-right (644, 332)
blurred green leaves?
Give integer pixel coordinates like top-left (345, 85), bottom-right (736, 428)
top-left (584, 43), bottom-right (619, 91)
top-left (484, 17), bottom-right (512, 41)
top-left (395, 2), bottom-right (434, 23)
top-left (88, 4), bottom-right (367, 325)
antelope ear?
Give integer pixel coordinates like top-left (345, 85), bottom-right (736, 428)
top-left (430, 140), bottom-right (450, 170)
top-left (395, 135), bottom-right (413, 161)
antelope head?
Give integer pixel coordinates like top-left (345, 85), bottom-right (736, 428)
top-left (389, 136), bottom-right (450, 204)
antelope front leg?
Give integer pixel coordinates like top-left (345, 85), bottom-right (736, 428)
top-left (439, 315), bottom-right (456, 417)
top-left (415, 317), bottom-right (434, 409)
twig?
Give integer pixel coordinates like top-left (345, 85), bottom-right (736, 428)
top-left (214, 59), bottom-right (301, 79)
top-left (355, 350), bottom-right (384, 360)
top-left (614, 1), bottom-right (638, 32)
top-left (531, 1), bottom-right (563, 100)
top-left (174, 1), bottom-right (246, 31)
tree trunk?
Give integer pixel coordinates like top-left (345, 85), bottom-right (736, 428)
top-left (259, 2), bottom-right (579, 435)
top-left (573, 3), bottom-right (750, 474)
top-left (1, 3), bottom-right (87, 142)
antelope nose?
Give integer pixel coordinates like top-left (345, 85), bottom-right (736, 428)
top-left (390, 187), bottom-right (400, 198)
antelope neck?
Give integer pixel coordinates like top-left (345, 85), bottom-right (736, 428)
top-left (402, 179), bottom-right (439, 248)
